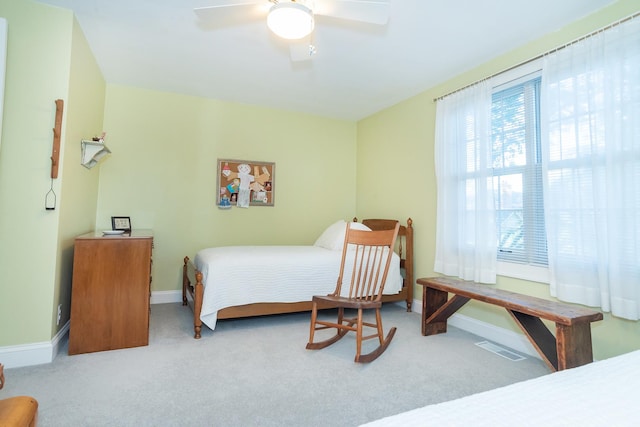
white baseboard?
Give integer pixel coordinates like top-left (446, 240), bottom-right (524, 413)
top-left (410, 297), bottom-right (539, 359)
top-left (1, 291), bottom-right (183, 369)
top-left (448, 313), bottom-right (539, 358)
top-left (0, 321), bottom-right (69, 369)
top-left (150, 290), bottom-right (182, 304)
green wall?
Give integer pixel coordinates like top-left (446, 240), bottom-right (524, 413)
top-left (0, 0), bottom-right (71, 346)
top-left (0, 0), bottom-right (104, 346)
top-left (54, 17), bottom-right (105, 337)
top-left (97, 85), bottom-right (357, 294)
top-left (356, 0), bottom-right (640, 360)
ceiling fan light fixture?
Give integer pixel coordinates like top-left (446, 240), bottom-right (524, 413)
top-left (267, 2), bottom-right (314, 40)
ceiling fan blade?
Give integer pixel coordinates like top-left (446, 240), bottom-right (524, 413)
top-left (314, 0), bottom-right (390, 25)
top-left (194, 2), bottom-right (269, 27)
top-left (289, 41), bottom-right (316, 62)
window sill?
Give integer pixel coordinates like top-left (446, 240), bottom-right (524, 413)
top-left (497, 261), bottom-right (549, 284)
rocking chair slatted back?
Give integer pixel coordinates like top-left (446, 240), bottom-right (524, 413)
top-left (335, 226), bottom-right (399, 303)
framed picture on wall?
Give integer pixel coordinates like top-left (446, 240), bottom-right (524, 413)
top-left (217, 159), bottom-right (275, 207)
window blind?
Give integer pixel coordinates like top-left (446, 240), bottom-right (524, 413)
top-left (491, 77), bottom-right (548, 266)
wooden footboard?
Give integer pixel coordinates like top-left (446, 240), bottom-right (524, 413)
top-left (182, 256), bottom-right (203, 338)
top-left (182, 217), bottom-right (414, 338)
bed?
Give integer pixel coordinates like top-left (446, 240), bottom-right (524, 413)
top-left (182, 218), bottom-right (414, 338)
top-left (360, 349), bottom-right (640, 426)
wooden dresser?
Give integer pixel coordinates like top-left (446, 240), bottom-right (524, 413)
top-left (68, 230), bottom-right (153, 355)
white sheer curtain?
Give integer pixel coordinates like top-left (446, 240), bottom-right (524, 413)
top-left (541, 17), bottom-right (640, 320)
top-left (434, 81), bottom-right (497, 284)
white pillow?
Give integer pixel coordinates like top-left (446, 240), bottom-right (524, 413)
top-left (314, 220), bottom-right (371, 251)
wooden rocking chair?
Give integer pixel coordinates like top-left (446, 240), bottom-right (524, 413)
top-left (0, 364), bottom-right (39, 427)
top-left (306, 222), bottom-right (400, 363)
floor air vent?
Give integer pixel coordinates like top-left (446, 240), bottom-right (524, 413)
top-left (475, 341), bottom-right (526, 361)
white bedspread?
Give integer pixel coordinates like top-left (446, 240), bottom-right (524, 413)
top-left (195, 245), bottom-right (404, 330)
top-left (361, 349), bottom-right (640, 427)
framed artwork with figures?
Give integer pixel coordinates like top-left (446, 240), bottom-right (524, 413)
top-left (216, 159), bottom-right (275, 208)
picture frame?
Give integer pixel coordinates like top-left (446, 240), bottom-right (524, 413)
top-left (111, 216), bottom-right (132, 231)
top-left (217, 158), bottom-right (275, 207)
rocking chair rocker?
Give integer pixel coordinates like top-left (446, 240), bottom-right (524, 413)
top-left (306, 221), bottom-right (400, 363)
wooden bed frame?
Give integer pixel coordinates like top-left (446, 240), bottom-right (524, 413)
top-left (182, 218), bottom-right (414, 338)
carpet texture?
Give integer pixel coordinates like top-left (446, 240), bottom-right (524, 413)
top-left (2, 303), bottom-right (549, 426)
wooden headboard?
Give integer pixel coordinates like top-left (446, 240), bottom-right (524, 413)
top-left (355, 218), bottom-right (414, 311)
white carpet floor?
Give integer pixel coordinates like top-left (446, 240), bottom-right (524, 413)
top-left (2, 303), bottom-right (549, 426)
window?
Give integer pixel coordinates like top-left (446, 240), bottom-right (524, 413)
top-left (491, 76), bottom-right (547, 267)
top-left (436, 17), bottom-right (639, 312)
top-left (434, 70), bottom-right (548, 284)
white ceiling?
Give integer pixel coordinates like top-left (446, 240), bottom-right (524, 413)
top-left (33, 0), bottom-right (615, 121)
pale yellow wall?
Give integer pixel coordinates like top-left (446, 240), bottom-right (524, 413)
top-left (356, 0), bottom-right (640, 360)
top-left (356, 94), bottom-right (437, 287)
top-left (0, 0), bottom-right (72, 345)
top-left (98, 85), bottom-right (357, 293)
top-left (53, 17), bottom-right (105, 336)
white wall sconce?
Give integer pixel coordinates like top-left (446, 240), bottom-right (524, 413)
top-left (81, 139), bottom-right (111, 169)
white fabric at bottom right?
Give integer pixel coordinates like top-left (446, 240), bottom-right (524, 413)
top-left (361, 349), bottom-right (640, 427)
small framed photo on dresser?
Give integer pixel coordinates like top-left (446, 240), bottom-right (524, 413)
top-left (111, 216), bottom-right (132, 232)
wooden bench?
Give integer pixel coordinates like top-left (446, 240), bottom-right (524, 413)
top-left (417, 277), bottom-right (603, 371)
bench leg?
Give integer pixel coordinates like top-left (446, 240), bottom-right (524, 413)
top-left (556, 322), bottom-right (594, 370)
top-left (509, 311), bottom-right (596, 371)
top-left (422, 286), bottom-right (470, 336)
top-left (509, 310), bottom-right (559, 371)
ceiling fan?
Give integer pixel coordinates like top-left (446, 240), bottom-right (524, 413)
top-left (194, 0), bottom-right (390, 62)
